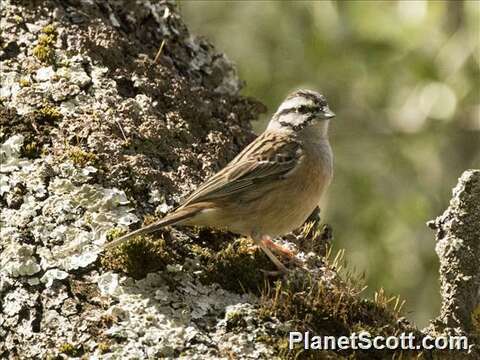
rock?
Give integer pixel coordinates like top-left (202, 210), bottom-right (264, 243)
top-left (428, 170), bottom-right (480, 336)
top-left (34, 66), bottom-right (55, 82)
top-left (40, 269), bottom-right (69, 287)
top-left (0, 1), bottom-right (263, 358)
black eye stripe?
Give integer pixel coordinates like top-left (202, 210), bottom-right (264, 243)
top-left (297, 105), bottom-right (320, 114)
top-left (282, 105), bottom-right (318, 114)
top-left (274, 104), bottom-right (322, 122)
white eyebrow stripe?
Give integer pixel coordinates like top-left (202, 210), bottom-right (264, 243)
top-left (275, 96), bottom-right (315, 113)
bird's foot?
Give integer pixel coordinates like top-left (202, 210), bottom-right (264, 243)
top-left (261, 237), bottom-right (302, 266)
top-left (252, 233), bottom-right (301, 274)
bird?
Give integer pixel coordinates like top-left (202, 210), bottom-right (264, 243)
top-left (103, 89), bottom-right (335, 273)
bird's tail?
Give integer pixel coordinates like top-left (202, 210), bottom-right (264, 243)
top-left (102, 208), bottom-right (198, 251)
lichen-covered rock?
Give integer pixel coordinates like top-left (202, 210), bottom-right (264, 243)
top-left (427, 169), bottom-right (480, 357)
top-left (0, 0), bottom-right (264, 217)
top-left (0, 0), bottom-right (267, 358)
top-left (2, 0), bottom-right (477, 359)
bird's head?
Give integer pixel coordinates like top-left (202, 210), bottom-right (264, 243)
top-left (267, 89), bottom-right (335, 136)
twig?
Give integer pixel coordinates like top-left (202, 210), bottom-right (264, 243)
top-left (115, 119), bottom-right (127, 141)
top-left (154, 39), bottom-right (166, 64)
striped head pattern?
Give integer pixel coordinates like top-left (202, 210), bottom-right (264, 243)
top-left (267, 89), bottom-right (335, 132)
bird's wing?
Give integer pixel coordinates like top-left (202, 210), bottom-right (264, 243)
top-left (180, 132), bottom-right (303, 206)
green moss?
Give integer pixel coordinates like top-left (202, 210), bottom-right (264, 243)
top-left (58, 343), bottom-right (81, 357)
top-left (223, 309), bottom-right (249, 331)
top-left (100, 223), bottom-right (277, 292)
top-left (18, 78), bottom-right (30, 87)
top-left (36, 105), bottom-right (62, 122)
top-left (32, 25), bottom-right (57, 64)
top-left (67, 146), bottom-right (98, 167)
top-left (226, 309), bottom-right (243, 322)
top-left (142, 214), bottom-right (160, 226)
top-left (472, 304), bottom-right (480, 336)
top-left (106, 227), bottom-right (127, 242)
top-left (21, 141), bottom-right (40, 159)
top-left (256, 245), bottom-right (416, 358)
top-left (98, 342), bottom-right (111, 354)
top-left (193, 237), bottom-right (275, 294)
top-left (42, 24), bottom-right (56, 35)
top-left (13, 15), bottom-right (23, 24)
top-left (258, 270), bottom-right (417, 359)
top-left (58, 58), bottom-right (71, 68)
top-left (101, 232), bottom-right (173, 279)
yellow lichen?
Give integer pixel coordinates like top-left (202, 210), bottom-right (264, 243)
top-left (84, 212), bottom-right (93, 224)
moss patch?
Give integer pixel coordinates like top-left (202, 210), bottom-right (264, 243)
top-left (32, 25), bottom-right (57, 64)
top-left (21, 141), bottom-right (40, 158)
top-left (67, 146), bottom-right (98, 167)
top-left (472, 304), bottom-right (480, 337)
top-left (19, 78), bottom-right (31, 87)
top-left (0, 105), bottom-right (57, 159)
top-left (258, 269), bottom-right (419, 359)
top-left (97, 342), bottom-right (111, 354)
top-left (58, 343), bottom-right (82, 357)
top-left (101, 224), bottom-right (279, 293)
top-left (105, 227), bottom-right (127, 242)
top-left (41, 24), bottom-right (56, 35)
top-left (101, 231), bottom-right (173, 279)
top-left (99, 219), bottom-right (421, 358)
top-left (36, 105), bottom-right (62, 122)
top-left (192, 237), bottom-right (275, 294)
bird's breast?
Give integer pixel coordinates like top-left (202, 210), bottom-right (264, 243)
top-left (249, 140), bottom-right (333, 236)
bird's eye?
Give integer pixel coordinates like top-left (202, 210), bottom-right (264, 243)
top-left (297, 105), bottom-right (313, 114)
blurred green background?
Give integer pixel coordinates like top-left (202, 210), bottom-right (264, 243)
top-left (179, 0), bottom-right (480, 326)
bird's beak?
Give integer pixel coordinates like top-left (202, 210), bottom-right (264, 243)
top-left (320, 106), bottom-right (335, 120)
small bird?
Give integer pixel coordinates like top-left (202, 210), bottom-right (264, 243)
top-left (104, 89), bottom-right (335, 273)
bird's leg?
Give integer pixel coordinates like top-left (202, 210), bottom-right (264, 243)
top-left (252, 234), bottom-right (289, 274)
top-left (261, 236), bottom-right (302, 266)
top-left (262, 237), bottom-right (295, 259)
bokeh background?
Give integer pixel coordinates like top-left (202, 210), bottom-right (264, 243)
top-left (179, 0), bottom-right (480, 326)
